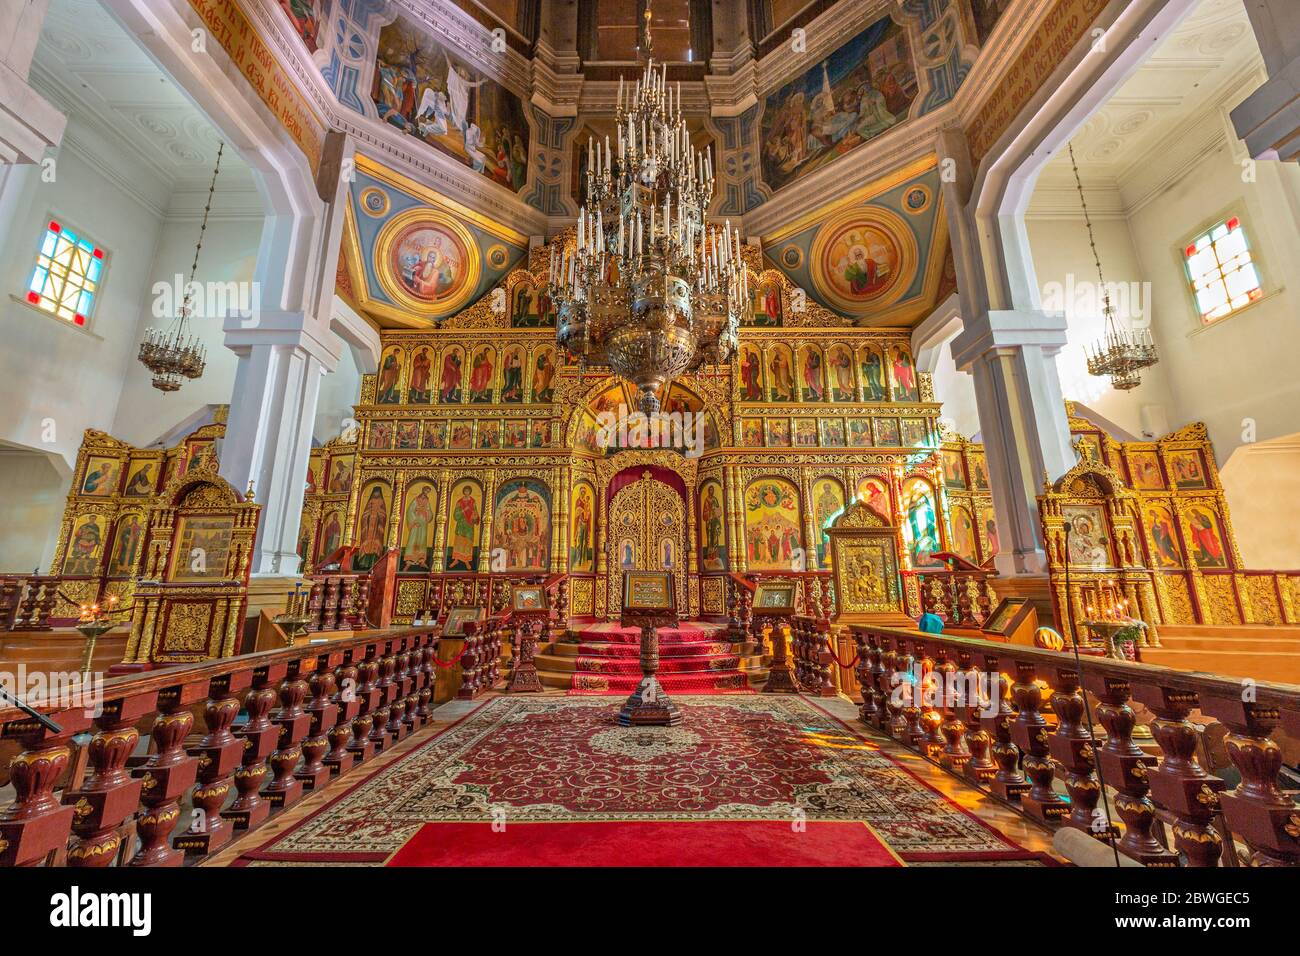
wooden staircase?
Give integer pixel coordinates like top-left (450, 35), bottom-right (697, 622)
top-left (1141, 624), bottom-right (1300, 683)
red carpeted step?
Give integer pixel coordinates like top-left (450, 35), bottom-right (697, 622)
top-left (574, 654), bottom-right (741, 675)
top-left (573, 640), bottom-right (735, 658)
top-left (570, 672), bottom-right (751, 694)
top-left (568, 622), bottom-right (751, 695)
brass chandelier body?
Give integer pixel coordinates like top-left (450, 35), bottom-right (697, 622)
top-left (547, 57), bottom-right (747, 416)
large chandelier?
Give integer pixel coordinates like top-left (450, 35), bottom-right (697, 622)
top-left (138, 143), bottom-right (222, 391)
top-left (546, 51), bottom-right (747, 416)
top-left (1069, 142), bottom-right (1157, 391)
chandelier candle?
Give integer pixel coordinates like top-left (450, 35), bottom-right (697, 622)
top-left (547, 58), bottom-right (748, 416)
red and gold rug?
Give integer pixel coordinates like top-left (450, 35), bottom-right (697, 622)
top-left (568, 621), bottom-right (751, 694)
top-left (233, 695), bottom-right (1038, 866)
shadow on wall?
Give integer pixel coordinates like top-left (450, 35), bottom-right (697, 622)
top-left (1221, 433), bottom-right (1300, 569)
top-left (0, 445), bottom-right (70, 572)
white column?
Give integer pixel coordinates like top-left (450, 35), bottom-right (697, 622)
top-left (939, 125), bottom-right (1076, 577)
top-left (0, 0), bottom-right (66, 165)
top-left (220, 318), bottom-right (341, 576)
top-left (1232, 0), bottom-right (1300, 161)
top-left (951, 311), bottom-right (1076, 576)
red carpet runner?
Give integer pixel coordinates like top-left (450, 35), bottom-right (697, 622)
top-left (566, 621), bottom-right (751, 694)
top-left (387, 820), bottom-right (902, 867)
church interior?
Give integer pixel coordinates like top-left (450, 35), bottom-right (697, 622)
top-left (3, 0), bottom-right (1300, 891)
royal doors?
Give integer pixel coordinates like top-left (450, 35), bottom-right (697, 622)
top-left (606, 471), bottom-right (687, 617)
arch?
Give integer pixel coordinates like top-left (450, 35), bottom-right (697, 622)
top-left (968, 0), bottom-right (1200, 316)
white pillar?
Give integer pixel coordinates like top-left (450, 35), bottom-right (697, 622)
top-left (951, 310), bottom-right (1076, 576)
top-left (220, 318), bottom-right (340, 576)
top-left (1232, 0), bottom-right (1300, 161)
top-left (0, 0), bottom-right (66, 165)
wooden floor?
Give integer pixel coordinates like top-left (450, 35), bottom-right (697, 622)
top-left (206, 689), bottom-right (1061, 867)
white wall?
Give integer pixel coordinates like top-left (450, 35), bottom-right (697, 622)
top-left (111, 216), bottom-right (260, 446)
top-left (0, 448), bottom-right (68, 572)
top-left (1125, 142), bottom-right (1300, 463)
top-left (1024, 216), bottom-right (1179, 439)
top-left (0, 139), bottom-right (162, 467)
top-left (1221, 434), bottom-right (1300, 569)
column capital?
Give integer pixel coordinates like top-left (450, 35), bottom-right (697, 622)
top-left (950, 309), bottom-right (1069, 372)
top-left (1231, 56), bottom-right (1300, 162)
top-left (222, 310), bottom-right (343, 375)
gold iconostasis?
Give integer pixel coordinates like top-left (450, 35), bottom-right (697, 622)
top-left (49, 249), bottom-right (1296, 638)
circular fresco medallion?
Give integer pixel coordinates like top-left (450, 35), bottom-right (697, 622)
top-left (809, 207), bottom-right (917, 314)
top-left (359, 187), bottom-right (390, 218)
top-left (780, 244), bottom-right (804, 270)
top-left (486, 243), bottom-right (509, 269)
top-left (903, 185), bottom-right (932, 215)
top-left (374, 209), bottom-right (480, 316)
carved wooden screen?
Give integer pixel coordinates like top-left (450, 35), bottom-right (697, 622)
top-left (605, 472), bottom-right (687, 617)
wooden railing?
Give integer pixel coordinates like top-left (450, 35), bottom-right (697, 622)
top-left (0, 575), bottom-right (61, 631)
top-left (304, 573), bottom-right (370, 632)
top-left (0, 625), bottom-right (453, 867)
top-left (848, 623), bottom-right (1300, 866)
top-left (915, 557), bottom-right (998, 628)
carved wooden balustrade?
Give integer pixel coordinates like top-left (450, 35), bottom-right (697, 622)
top-left (304, 573), bottom-right (371, 632)
top-left (0, 576), bottom-right (61, 631)
top-left (0, 625), bottom-right (441, 867)
top-left (916, 563), bottom-right (998, 628)
top-left (789, 616), bottom-right (838, 697)
top-left (456, 620), bottom-right (504, 700)
top-left (848, 623), bottom-right (1300, 866)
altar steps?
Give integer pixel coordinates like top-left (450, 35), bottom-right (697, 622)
top-left (535, 622), bottom-right (770, 691)
top-left (1142, 625), bottom-right (1300, 684)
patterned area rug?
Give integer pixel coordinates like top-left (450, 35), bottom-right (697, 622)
top-left (234, 695), bottom-right (1036, 866)
top-left (568, 622), bottom-right (751, 694)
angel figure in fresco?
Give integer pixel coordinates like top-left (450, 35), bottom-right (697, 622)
top-left (357, 487), bottom-right (388, 566)
top-left (1189, 510), bottom-right (1226, 568)
top-left (416, 88), bottom-right (451, 137)
top-left (469, 348), bottom-right (495, 401)
top-left (440, 350), bottom-right (463, 403)
top-left (448, 485), bottom-right (480, 571)
top-left (892, 347), bottom-right (918, 401)
top-left (770, 350), bottom-right (795, 400)
top-left (409, 348), bottom-right (432, 403)
top-left (463, 123), bottom-right (490, 173)
top-left (533, 351), bottom-right (555, 402)
top-left (377, 351), bottom-right (401, 404)
top-left (862, 350), bottom-right (886, 401)
top-left (443, 52), bottom-right (487, 135)
top-left (402, 487), bottom-right (435, 571)
top-left (802, 350), bottom-right (825, 401)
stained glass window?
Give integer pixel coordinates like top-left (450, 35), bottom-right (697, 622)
top-left (25, 220), bottom-right (106, 327)
top-left (1183, 216), bottom-right (1262, 325)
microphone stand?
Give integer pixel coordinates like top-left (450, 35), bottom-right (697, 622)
top-left (0, 685), bottom-right (63, 734)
